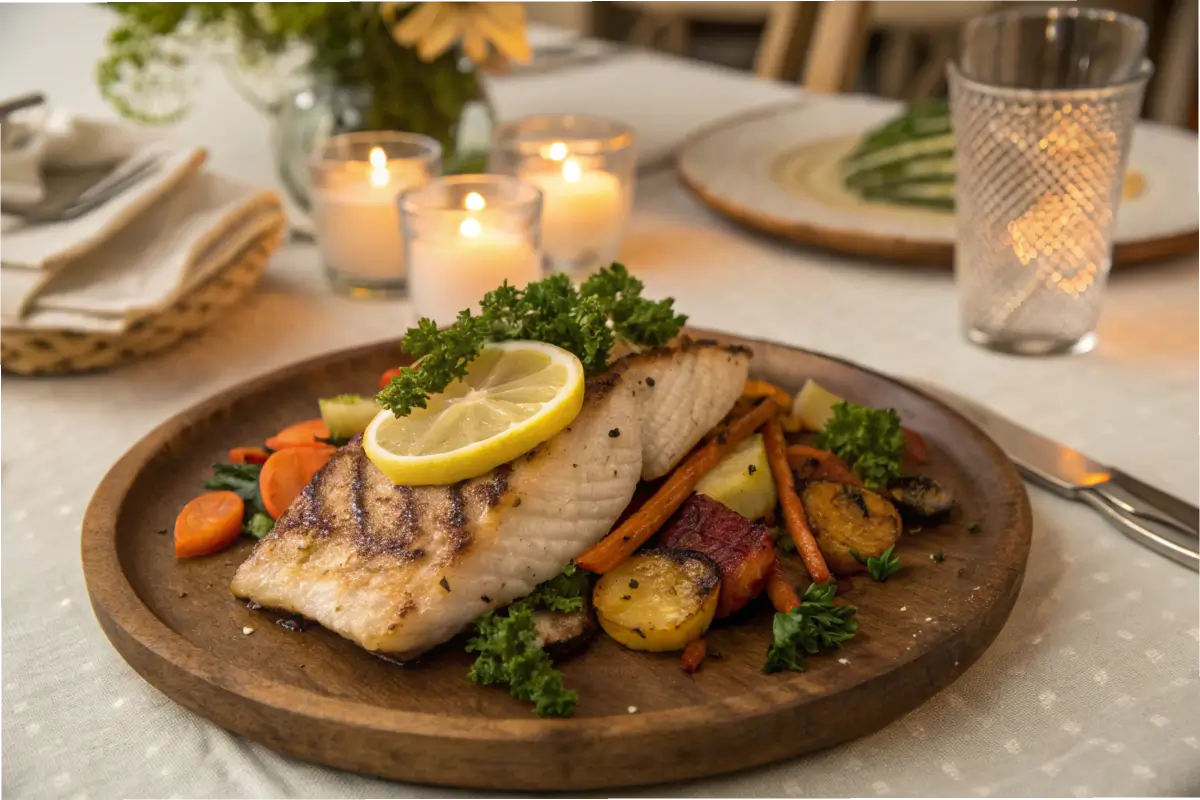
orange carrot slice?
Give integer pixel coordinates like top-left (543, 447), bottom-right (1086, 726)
top-left (228, 446), bottom-right (270, 465)
top-left (265, 419), bottom-right (331, 451)
top-left (259, 446), bottom-right (336, 519)
top-left (174, 491), bottom-right (245, 558)
top-left (765, 563), bottom-right (801, 613)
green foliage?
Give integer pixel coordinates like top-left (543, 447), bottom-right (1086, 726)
top-left (96, 3), bottom-right (483, 155)
top-left (376, 263), bottom-right (688, 417)
top-left (850, 545), bottom-right (902, 582)
top-left (813, 401), bottom-right (906, 489)
top-left (763, 582), bottom-right (858, 674)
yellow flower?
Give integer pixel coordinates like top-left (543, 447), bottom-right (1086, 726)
top-left (386, 2), bottom-right (531, 65)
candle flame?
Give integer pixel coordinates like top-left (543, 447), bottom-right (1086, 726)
top-left (460, 217), bottom-right (482, 238)
top-left (544, 141), bottom-right (568, 161)
top-left (562, 158), bottom-right (581, 183)
top-left (368, 146), bottom-right (389, 188)
top-left (464, 192), bottom-right (486, 211)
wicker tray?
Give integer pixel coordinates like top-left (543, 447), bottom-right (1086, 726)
top-left (1, 216), bottom-right (286, 375)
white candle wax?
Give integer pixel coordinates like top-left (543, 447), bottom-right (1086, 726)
top-left (523, 160), bottom-right (625, 262)
top-left (409, 219), bottom-right (541, 325)
top-left (311, 155), bottom-right (427, 280)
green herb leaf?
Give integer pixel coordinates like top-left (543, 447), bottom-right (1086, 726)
top-left (771, 527), bottom-right (797, 554)
top-left (813, 401), bottom-right (905, 489)
top-left (931, 549), bottom-right (945, 563)
top-left (465, 564), bottom-right (590, 717)
top-left (850, 545), bottom-right (902, 582)
top-left (376, 264), bottom-right (687, 417)
top-left (763, 583), bottom-right (858, 674)
top-left (205, 463), bottom-right (268, 518)
top-left (967, 522), bottom-right (982, 533)
top-left (315, 434), bottom-right (353, 447)
top-left (244, 513), bottom-right (275, 539)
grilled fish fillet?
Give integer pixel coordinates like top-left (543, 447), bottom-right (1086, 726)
top-left (231, 340), bottom-right (750, 658)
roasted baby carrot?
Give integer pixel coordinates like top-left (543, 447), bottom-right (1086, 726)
top-left (260, 445), bottom-right (336, 519)
top-left (228, 446), bottom-right (270, 465)
top-left (576, 399), bottom-right (778, 574)
top-left (786, 445), bottom-right (835, 467)
top-left (786, 445), bottom-right (863, 486)
top-left (742, 379), bottom-right (792, 410)
top-left (264, 419), bottom-right (331, 451)
top-left (763, 418), bottom-right (832, 585)
top-left (174, 491), bottom-right (245, 558)
top-left (680, 638), bottom-right (708, 674)
top-left (765, 563), bottom-right (801, 613)
top-left (902, 426), bottom-right (929, 464)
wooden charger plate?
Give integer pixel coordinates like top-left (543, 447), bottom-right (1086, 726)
top-left (82, 330), bottom-right (1032, 791)
top-left (677, 98), bottom-right (1200, 267)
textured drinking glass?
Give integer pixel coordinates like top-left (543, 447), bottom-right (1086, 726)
top-left (949, 8), bottom-right (1151, 356)
top-left (309, 132), bottom-right (441, 298)
top-left (400, 175), bottom-right (543, 326)
top-left (489, 115), bottom-right (635, 275)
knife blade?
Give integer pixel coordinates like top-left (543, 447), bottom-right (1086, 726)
top-left (912, 380), bottom-right (1198, 571)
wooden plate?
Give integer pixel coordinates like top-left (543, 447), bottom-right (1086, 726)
top-left (82, 331), bottom-right (1032, 790)
top-left (677, 98), bottom-right (1200, 267)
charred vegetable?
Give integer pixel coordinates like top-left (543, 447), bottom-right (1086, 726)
top-left (593, 549), bottom-right (721, 652)
top-left (532, 609), bottom-right (596, 661)
top-left (888, 475), bottom-right (954, 523)
top-left (660, 494), bottom-right (776, 618)
top-left (801, 481), bottom-right (902, 576)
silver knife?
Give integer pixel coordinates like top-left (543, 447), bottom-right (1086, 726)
top-left (913, 380), bottom-right (1199, 571)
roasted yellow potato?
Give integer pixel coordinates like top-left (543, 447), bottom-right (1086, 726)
top-left (695, 433), bottom-right (777, 520)
top-left (593, 549), bottom-right (720, 652)
top-left (801, 481), bottom-right (902, 575)
top-left (791, 379), bottom-right (844, 431)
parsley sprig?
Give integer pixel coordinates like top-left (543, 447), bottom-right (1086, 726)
top-left (377, 264), bottom-right (688, 417)
top-left (764, 583), bottom-right (858, 674)
top-left (466, 564), bottom-right (589, 717)
top-left (851, 545), bottom-right (902, 581)
top-left (813, 401), bottom-right (906, 489)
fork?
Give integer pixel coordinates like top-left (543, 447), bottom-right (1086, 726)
top-left (1, 156), bottom-right (161, 224)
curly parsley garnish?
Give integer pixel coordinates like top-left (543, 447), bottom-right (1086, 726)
top-left (813, 401), bottom-right (905, 489)
top-left (466, 564), bottom-right (589, 717)
top-left (763, 583), bottom-right (858, 674)
top-left (377, 264), bottom-right (687, 417)
top-left (851, 545), bottom-right (902, 581)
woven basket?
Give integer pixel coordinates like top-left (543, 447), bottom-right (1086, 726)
top-left (1, 217), bottom-right (286, 376)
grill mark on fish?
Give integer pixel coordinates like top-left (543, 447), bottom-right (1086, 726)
top-left (445, 482), bottom-right (470, 555)
top-left (350, 449), bottom-right (367, 536)
top-left (467, 463), bottom-right (509, 509)
top-left (354, 469), bottom-right (426, 561)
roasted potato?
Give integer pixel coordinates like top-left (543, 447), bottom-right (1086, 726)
top-left (801, 481), bottom-right (902, 575)
top-left (532, 608), bottom-right (596, 661)
top-left (888, 475), bottom-right (954, 524)
top-left (593, 549), bottom-right (720, 652)
top-left (694, 433), bottom-right (778, 520)
top-left (791, 379), bottom-right (844, 431)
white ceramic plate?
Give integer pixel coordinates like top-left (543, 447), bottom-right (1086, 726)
top-left (677, 96), bottom-right (1199, 266)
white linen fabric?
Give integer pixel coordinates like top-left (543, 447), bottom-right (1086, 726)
top-left (1, 6), bottom-right (1197, 798)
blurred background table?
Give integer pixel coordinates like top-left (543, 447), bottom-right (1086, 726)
top-left (2, 4), bottom-right (1197, 798)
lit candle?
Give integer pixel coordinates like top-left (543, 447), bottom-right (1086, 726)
top-left (407, 190), bottom-right (542, 325)
top-left (522, 148), bottom-right (625, 263)
top-left (310, 146), bottom-right (429, 282)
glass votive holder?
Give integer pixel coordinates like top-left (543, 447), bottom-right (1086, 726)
top-left (489, 115), bottom-right (634, 275)
top-left (308, 131), bottom-right (441, 298)
top-left (400, 175), bottom-right (543, 326)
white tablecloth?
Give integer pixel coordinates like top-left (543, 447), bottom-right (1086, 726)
top-left (2, 6), bottom-right (1198, 798)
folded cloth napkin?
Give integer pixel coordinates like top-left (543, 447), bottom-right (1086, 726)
top-left (2, 174), bottom-right (284, 333)
top-left (1, 106), bottom-right (207, 270)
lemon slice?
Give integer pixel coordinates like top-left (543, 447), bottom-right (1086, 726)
top-left (363, 340), bottom-right (585, 485)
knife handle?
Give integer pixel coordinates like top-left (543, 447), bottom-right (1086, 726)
top-left (1095, 470), bottom-right (1199, 538)
top-left (1082, 491), bottom-right (1199, 571)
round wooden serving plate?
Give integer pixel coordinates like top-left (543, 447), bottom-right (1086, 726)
top-left (82, 330), bottom-right (1032, 791)
top-left (677, 99), bottom-right (1199, 268)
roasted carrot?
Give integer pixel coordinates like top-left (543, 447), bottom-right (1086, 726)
top-left (576, 399), bottom-right (777, 574)
top-left (228, 446), bottom-right (270, 466)
top-left (378, 366), bottom-right (404, 389)
top-left (763, 418), bottom-right (832, 585)
top-left (786, 445), bottom-right (835, 467)
top-left (174, 491), bottom-right (245, 558)
top-left (259, 445), bottom-right (336, 519)
top-left (680, 638), bottom-right (708, 674)
top-left (813, 458), bottom-right (863, 487)
top-left (742, 379), bottom-right (792, 410)
top-left (264, 419), bottom-right (331, 451)
top-left (765, 563), bottom-right (801, 613)
top-left (903, 426), bottom-right (929, 464)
